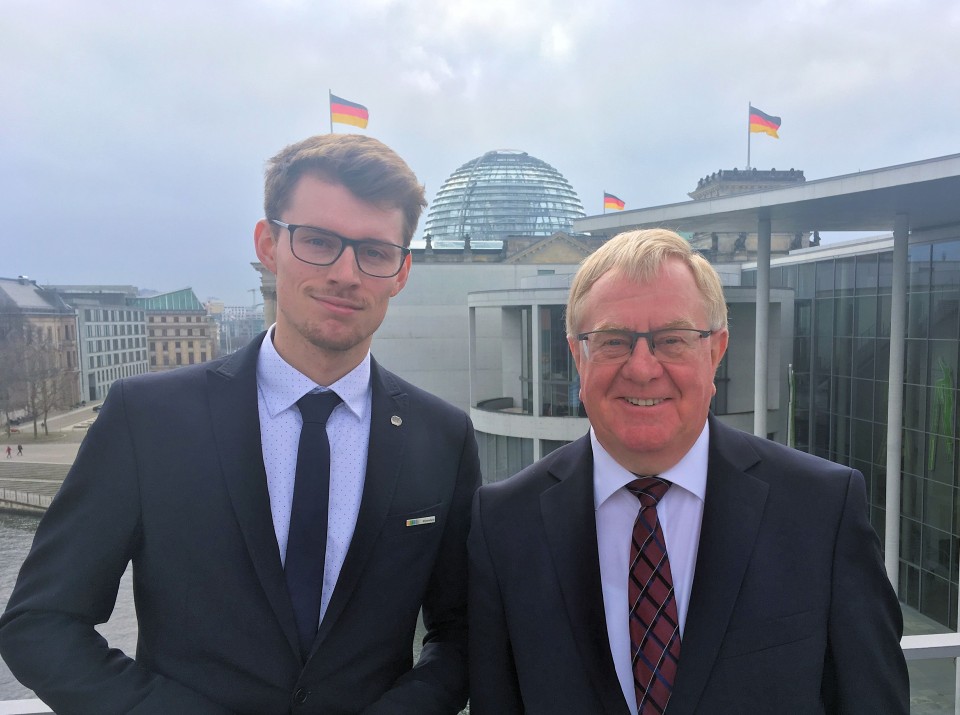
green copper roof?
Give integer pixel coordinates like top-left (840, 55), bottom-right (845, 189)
top-left (132, 288), bottom-right (204, 311)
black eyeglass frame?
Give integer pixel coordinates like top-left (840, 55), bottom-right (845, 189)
top-left (269, 219), bottom-right (411, 278)
top-left (576, 327), bottom-right (714, 362)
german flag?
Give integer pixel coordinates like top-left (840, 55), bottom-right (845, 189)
top-left (330, 94), bottom-right (369, 129)
top-left (603, 192), bottom-right (625, 211)
top-left (749, 105), bottom-right (781, 138)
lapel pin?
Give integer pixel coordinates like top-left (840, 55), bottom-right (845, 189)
top-left (406, 516), bottom-right (436, 527)
top-left (391, 415), bottom-right (402, 426)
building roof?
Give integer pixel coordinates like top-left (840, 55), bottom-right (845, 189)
top-left (575, 154), bottom-right (960, 236)
top-left (0, 277), bottom-right (74, 315)
top-left (131, 288), bottom-right (205, 312)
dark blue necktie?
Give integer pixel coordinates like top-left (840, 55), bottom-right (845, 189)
top-left (286, 391), bottom-right (341, 660)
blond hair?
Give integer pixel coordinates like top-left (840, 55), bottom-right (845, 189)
top-left (566, 228), bottom-right (727, 336)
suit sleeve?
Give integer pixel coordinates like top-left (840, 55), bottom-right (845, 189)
top-left (362, 411), bottom-right (481, 715)
top-left (0, 382), bottom-right (233, 715)
top-left (825, 469), bottom-right (909, 713)
top-left (467, 487), bottom-right (525, 715)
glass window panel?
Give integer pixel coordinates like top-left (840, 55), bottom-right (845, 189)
top-left (793, 337), bottom-right (811, 373)
top-left (833, 337), bottom-right (853, 377)
top-left (853, 337), bottom-right (875, 379)
top-left (855, 253), bottom-right (879, 291)
top-left (925, 478), bottom-right (955, 534)
top-left (905, 339), bottom-right (928, 386)
top-left (783, 265), bottom-right (799, 290)
top-left (901, 515), bottom-right (922, 562)
top-left (835, 297), bottom-right (854, 337)
top-left (878, 251), bottom-right (895, 294)
top-left (908, 291), bottom-right (930, 339)
top-left (798, 263), bottom-right (815, 298)
top-left (851, 418), bottom-right (874, 462)
top-left (855, 295), bottom-right (877, 338)
top-left (929, 289), bottom-right (960, 340)
top-left (795, 300), bottom-right (812, 336)
top-left (903, 428), bottom-right (926, 477)
top-left (873, 421), bottom-right (888, 469)
top-left (831, 410), bottom-right (850, 463)
top-left (816, 260), bottom-right (835, 295)
top-left (902, 563), bottom-right (921, 609)
top-left (932, 239), bottom-right (960, 288)
top-left (836, 257), bottom-right (856, 296)
top-left (921, 526), bottom-right (953, 580)
top-left (851, 381), bottom-right (874, 421)
top-left (902, 474), bottom-right (923, 521)
top-left (878, 295), bottom-right (892, 338)
top-left (905, 371), bottom-right (931, 424)
top-left (909, 244), bottom-right (933, 290)
top-left (875, 339), bottom-right (891, 381)
top-left (917, 576), bottom-right (950, 634)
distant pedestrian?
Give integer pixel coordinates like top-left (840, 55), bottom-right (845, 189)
top-left (4, 446), bottom-right (10, 459)
top-left (16, 445), bottom-right (23, 457)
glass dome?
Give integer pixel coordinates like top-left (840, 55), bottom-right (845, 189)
top-left (422, 150), bottom-right (585, 246)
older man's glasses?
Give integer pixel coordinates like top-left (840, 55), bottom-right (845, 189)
top-left (577, 328), bottom-right (713, 364)
top-left (270, 220), bottom-right (410, 278)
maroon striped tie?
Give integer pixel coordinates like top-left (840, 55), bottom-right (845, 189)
top-left (627, 477), bottom-right (681, 714)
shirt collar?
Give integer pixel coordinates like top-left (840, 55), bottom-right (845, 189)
top-left (256, 324), bottom-right (371, 421)
top-left (592, 420), bottom-right (710, 510)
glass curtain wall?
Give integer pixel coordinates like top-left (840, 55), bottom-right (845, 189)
top-left (744, 238), bottom-right (960, 627)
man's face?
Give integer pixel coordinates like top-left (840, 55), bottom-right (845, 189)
top-left (568, 259), bottom-right (728, 475)
top-left (254, 174), bottom-right (409, 376)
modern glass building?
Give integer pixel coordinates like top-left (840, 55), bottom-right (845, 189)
top-left (422, 150), bottom-right (585, 245)
top-left (743, 235), bottom-right (960, 628)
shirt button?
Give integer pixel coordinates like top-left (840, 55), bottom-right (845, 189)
top-left (294, 688), bottom-right (308, 704)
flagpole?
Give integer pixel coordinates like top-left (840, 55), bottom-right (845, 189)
top-left (746, 102), bottom-right (752, 169)
top-left (329, 90), bottom-right (333, 133)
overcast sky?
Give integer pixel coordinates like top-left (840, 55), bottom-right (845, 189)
top-left (4, 0), bottom-right (958, 306)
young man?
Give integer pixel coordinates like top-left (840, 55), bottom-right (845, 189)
top-left (468, 229), bottom-right (907, 714)
top-left (1, 134), bottom-right (480, 714)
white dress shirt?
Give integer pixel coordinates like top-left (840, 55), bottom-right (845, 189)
top-left (256, 327), bottom-right (372, 624)
top-left (593, 422), bottom-right (709, 714)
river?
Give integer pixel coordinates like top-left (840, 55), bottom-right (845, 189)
top-left (1, 511), bottom-right (139, 700)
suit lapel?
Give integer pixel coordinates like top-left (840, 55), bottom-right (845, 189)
top-left (206, 333), bottom-right (300, 658)
top-left (541, 436), bottom-right (631, 715)
top-left (313, 358), bottom-right (404, 649)
top-left (669, 418), bottom-right (769, 714)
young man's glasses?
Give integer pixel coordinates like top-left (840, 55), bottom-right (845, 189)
top-left (577, 328), bottom-right (713, 364)
top-left (270, 220), bottom-right (410, 278)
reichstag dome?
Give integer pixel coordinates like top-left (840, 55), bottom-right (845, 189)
top-left (422, 150), bottom-right (585, 246)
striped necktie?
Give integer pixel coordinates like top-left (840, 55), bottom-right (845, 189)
top-left (626, 477), bottom-right (681, 713)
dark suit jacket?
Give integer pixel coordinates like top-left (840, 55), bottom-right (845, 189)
top-left (0, 333), bottom-right (480, 714)
top-left (468, 416), bottom-right (908, 714)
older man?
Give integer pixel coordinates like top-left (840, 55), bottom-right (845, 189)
top-left (468, 229), bottom-right (907, 714)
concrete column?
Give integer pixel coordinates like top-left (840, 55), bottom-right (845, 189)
top-left (468, 307), bottom-right (477, 408)
top-left (884, 213), bottom-right (909, 589)
top-left (531, 303), bottom-right (542, 421)
top-left (754, 216), bottom-right (771, 437)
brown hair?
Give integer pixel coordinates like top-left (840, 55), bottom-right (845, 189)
top-left (264, 134), bottom-right (426, 246)
top-left (566, 228), bottom-right (728, 335)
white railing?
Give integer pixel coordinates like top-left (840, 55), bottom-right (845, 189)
top-left (0, 490), bottom-right (53, 510)
top-left (2, 638), bottom-right (960, 715)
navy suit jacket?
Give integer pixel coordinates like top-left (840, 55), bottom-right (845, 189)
top-left (468, 416), bottom-right (908, 714)
top-left (1, 333), bottom-right (480, 714)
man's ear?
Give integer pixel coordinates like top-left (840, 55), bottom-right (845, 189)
top-left (390, 252), bottom-right (412, 297)
top-left (254, 219), bottom-right (278, 274)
